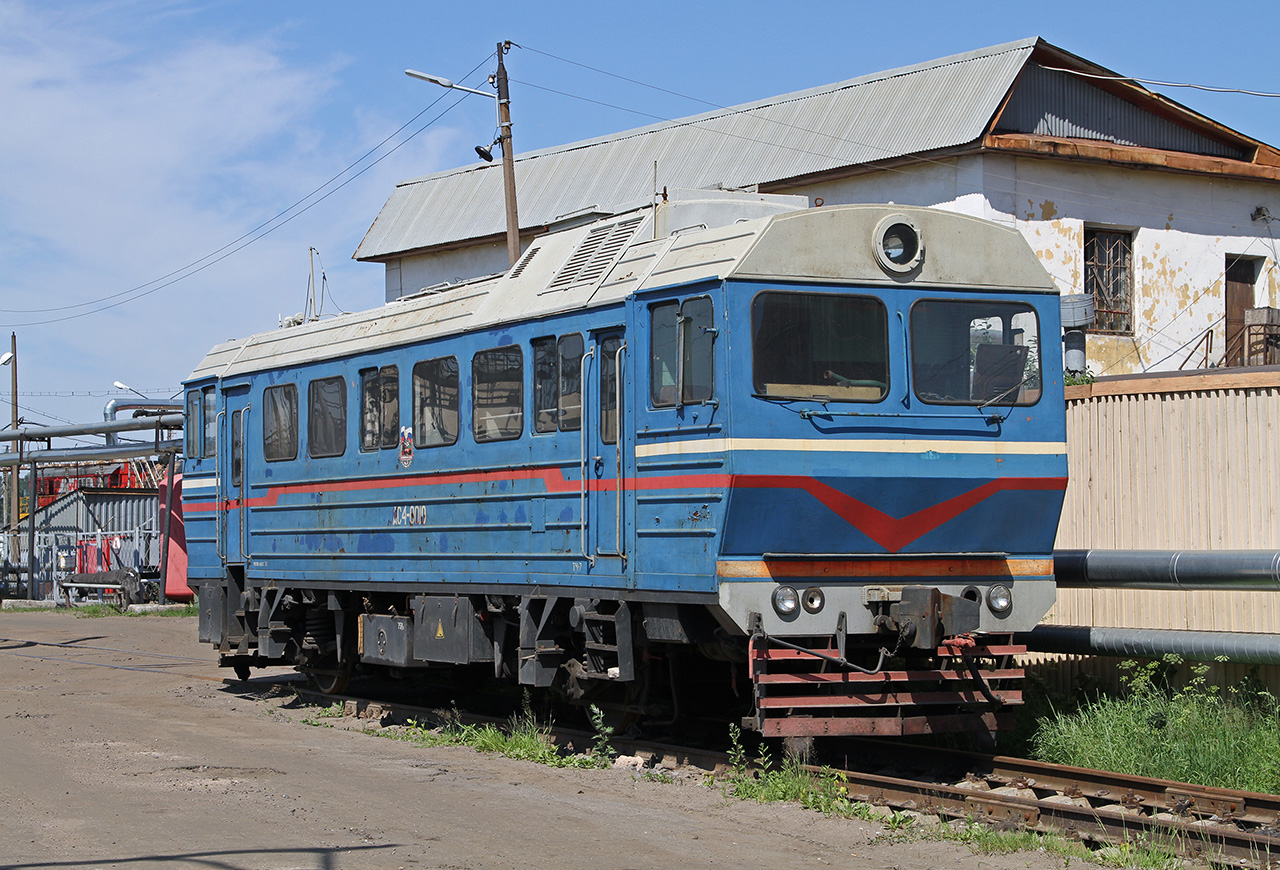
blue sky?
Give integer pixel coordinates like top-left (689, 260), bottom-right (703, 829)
top-left (3, 0), bottom-right (1280, 435)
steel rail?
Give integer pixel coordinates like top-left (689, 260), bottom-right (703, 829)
top-left (288, 683), bottom-right (1280, 867)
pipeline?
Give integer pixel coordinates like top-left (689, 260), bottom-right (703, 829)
top-left (1020, 624), bottom-right (1280, 666)
top-left (1054, 549), bottom-right (1280, 591)
top-left (103, 398), bottom-right (182, 446)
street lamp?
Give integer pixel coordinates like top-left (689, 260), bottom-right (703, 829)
top-left (113, 380), bottom-right (150, 400)
top-left (406, 40), bottom-right (521, 267)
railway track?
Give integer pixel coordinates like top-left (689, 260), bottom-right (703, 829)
top-left (292, 682), bottom-right (1280, 868)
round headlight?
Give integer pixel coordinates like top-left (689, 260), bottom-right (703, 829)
top-left (987, 584), bottom-right (1013, 615)
top-left (873, 214), bottom-right (924, 274)
top-left (772, 585), bottom-right (799, 616)
top-left (801, 587), bottom-right (825, 614)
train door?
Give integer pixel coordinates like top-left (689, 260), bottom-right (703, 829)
top-left (589, 330), bottom-right (629, 573)
top-left (217, 385), bottom-right (250, 566)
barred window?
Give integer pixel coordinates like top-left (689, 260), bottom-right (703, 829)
top-left (1085, 229), bottom-right (1133, 334)
top-left (413, 356), bottom-right (459, 448)
top-left (308, 376), bottom-right (347, 458)
top-left (262, 384), bottom-right (298, 462)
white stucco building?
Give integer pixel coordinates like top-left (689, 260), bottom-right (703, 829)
top-left (355, 37), bottom-right (1280, 376)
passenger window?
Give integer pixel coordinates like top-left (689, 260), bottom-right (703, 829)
top-left (186, 391), bottom-right (202, 458)
top-left (650, 303), bottom-right (678, 407)
top-left (680, 297), bottom-right (714, 403)
top-left (263, 384), bottom-right (298, 461)
top-left (412, 356), bottom-right (459, 448)
top-left (360, 365), bottom-right (399, 451)
top-left (600, 336), bottom-right (622, 445)
top-left (308, 376), bottom-right (347, 457)
top-left (202, 387), bottom-right (217, 458)
top-left (473, 346), bottom-right (523, 442)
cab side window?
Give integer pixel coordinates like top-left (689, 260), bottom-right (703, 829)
top-left (360, 365), bottom-right (399, 451)
top-left (650, 298), bottom-right (714, 407)
top-left (263, 384), bottom-right (298, 461)
top-left (473, 346), bottom-right (523, 442)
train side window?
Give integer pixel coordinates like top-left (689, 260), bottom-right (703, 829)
top-left (558, 333), bottom-right (583, 431)
top-left (752, 292), bottom-right (889, 402)
top-left (532, 337), bottom-right (557, 434)
top-left (412, 356), bottom-right (459, 448)
top-left (308, 376), bottom-right (347, 457)
top-left (910, 300), bottom-right (1042, 406)
top-left (600, 336), bottom-right (622, 444)
top-left (473, 346), bottom-right (523, 442)
top-left (202, 387), bottom-right (217, 457)
top-left (650, 302), bottom-right (678, 407)
top-left (185, 391), bottom-right (202, 458)
top-left (359, 365), bottom-right (399, 451)
top-left (262, 384), bottom-right (298, 461)
top-left (680, 297), bottom-right (714, 403)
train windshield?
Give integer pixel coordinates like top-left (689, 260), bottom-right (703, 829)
top-left (911, 300), bottom-right (1042, 406)
top-left (751, 291), bottom-right (889, 402)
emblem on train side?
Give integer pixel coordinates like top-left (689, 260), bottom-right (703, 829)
top-left (398, 425), bottom-right (414, 468)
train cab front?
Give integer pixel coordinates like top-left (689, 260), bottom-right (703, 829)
top-left (709, 205), bottom-right (1068, 739)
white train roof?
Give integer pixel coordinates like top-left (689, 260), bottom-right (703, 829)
top-left (189, 199), bottom-right (1057, 382)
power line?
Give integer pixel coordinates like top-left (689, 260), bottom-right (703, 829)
top-left (0, 53), bottom-right (497, 325)
top-left (1041, 65), bottom-right (1280, 99)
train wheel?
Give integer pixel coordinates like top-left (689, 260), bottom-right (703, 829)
top-left (309, 656), bottom-right (353, 695)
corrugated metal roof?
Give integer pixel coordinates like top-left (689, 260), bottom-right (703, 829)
top-left (354, 39), bottom-right (1039, 261)
top-left (997, 64), bottom-right (1245, 159)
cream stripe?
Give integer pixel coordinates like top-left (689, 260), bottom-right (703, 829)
top-left (182, 477), bottom-right (219, 490)
top-left (635, 437), bottom-right (1067, 458)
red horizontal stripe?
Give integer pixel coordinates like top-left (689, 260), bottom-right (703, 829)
top-left (185, 467), bottom-right (1066, 554)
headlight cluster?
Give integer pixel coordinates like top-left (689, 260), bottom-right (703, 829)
top-left (771, 585), bottom-right (826, 616)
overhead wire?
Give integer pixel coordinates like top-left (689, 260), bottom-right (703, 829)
top-left (0, 52), bottom-right (498, 325)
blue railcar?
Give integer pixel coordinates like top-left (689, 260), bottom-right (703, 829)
top-left (183, 199), bottom-right (1067, 737)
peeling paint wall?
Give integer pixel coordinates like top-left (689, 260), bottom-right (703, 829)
top-left (787, 157), bottom-right (1280, 374)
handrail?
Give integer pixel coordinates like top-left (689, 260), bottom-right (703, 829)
top-left (579, 346), bottom-right (596, 567)
top-left (239, 404), bottom-right (250, 561)
top-left (215, 408), bottom-right (226, 562)
top-left (1179, 328), bottom-right (1213, 370)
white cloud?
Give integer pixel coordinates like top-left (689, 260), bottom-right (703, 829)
top-left (0, 1), bottom-right (459, 428)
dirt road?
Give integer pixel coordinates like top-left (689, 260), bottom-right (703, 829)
top-left (0, 611), bottom-right (1072, 870)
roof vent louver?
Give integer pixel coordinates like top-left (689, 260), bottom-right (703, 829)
top-left (544, 216), bottom-right (645, 293)
top-left (507, 245), bottom-right (540, 279)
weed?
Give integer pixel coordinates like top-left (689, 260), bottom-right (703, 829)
top-left (1033, 656), bottom-right (1280, 792)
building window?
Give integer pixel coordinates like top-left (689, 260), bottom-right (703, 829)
top-left (263, 384), bottom-right (298, 462)
top-left (1084, 228), bottom-right (1133, 334)
top-left (308, 376), bottom-right (347, 458)
top-left (360, 365), bottom-right (399, 451)
top-left (412, 356), bottom-right (459, 448)
top-left (473, 346), bottom-right (523, 442)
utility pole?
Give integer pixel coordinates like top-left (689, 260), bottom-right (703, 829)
top-left (495, 41), bottom-right (520, 267)
top-left (7, 333), bottom-right (16, 577)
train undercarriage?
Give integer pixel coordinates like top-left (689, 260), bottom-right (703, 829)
top-left (199, 577), bottom-right (1024, 739)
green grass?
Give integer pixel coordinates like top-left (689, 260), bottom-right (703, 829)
top-left (385, 699), bottom-right (614, 770)
top-left (67, 597), bottom-right (199, 618)
top-left (1032, 658), bottom-right (1280, 793)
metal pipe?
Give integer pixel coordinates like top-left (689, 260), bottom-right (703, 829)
top-left (0, 440), bottom-right (182, 469)
top-left (1054, 549), bottom-right (1280, 591)
top-left (103, 398), bottom-right (182, 446)
top-left (1021, 624), bottom-right (1280, 666)
top-left (0, 415), bottom-right (183, 444)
